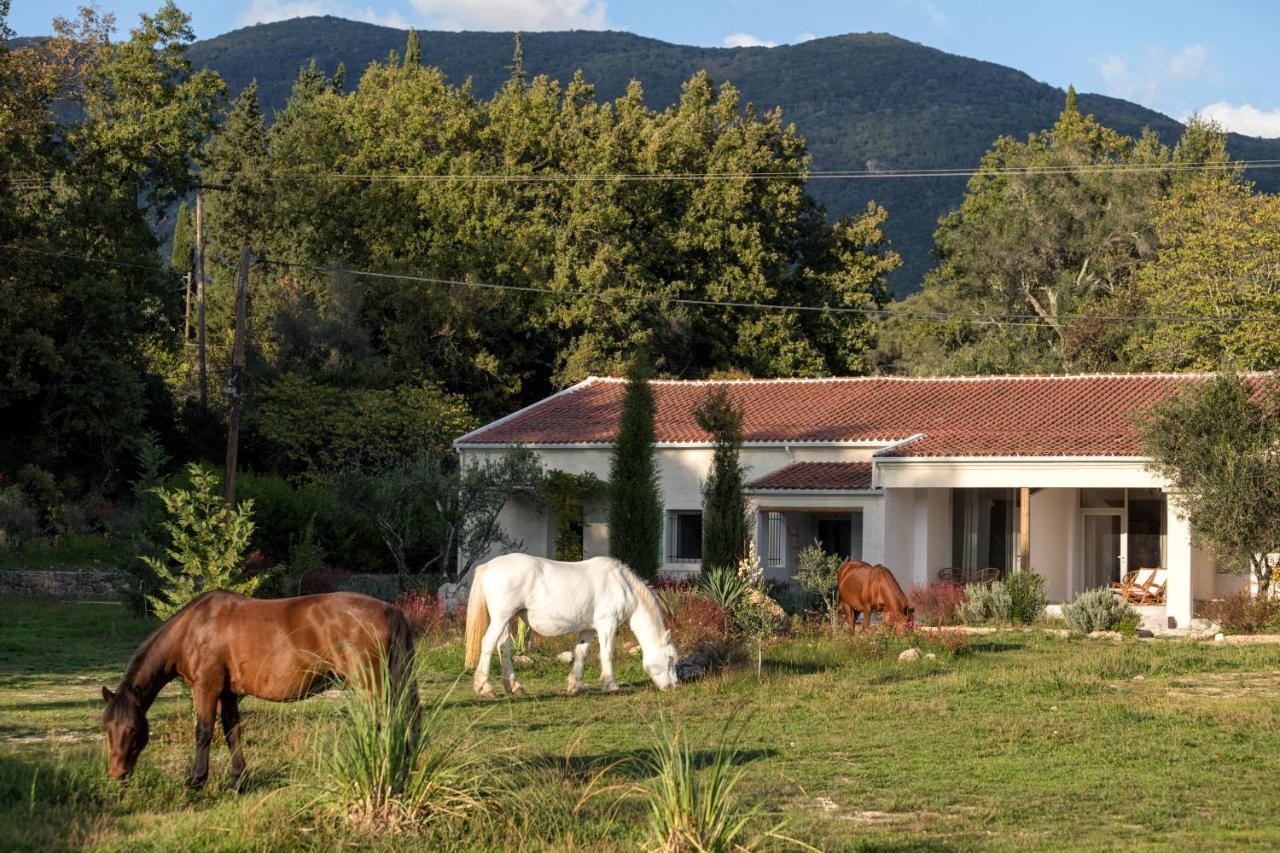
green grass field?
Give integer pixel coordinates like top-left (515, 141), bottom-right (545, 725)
top-left (3, 595), bottom-right (1280, 850)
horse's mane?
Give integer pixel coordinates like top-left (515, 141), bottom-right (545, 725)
top-left (616, 560), bottom-right (670, 630)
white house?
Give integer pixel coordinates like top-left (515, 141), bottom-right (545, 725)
top-left (455, 373), bottom-right (1252, 628)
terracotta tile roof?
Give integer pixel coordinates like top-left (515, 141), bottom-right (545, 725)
top-left (746, 462), bottom-right (874, 491)
top-left (457, 373), bottom-right (1257, 458)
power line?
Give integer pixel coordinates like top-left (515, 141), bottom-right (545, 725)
top-left (6, 158), bottom-right (1278, 189)
top-left (6, 240), bottom-right (1277, 328)
top-left (255, 254), bottom-right (1280, 327)
top-left (0, 243), bottom-right (170, 273)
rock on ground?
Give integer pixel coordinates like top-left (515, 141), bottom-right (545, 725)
top-left (898, 648), bottom-right (921, 662)
top-left (556, 650), bottom-right (574, 663)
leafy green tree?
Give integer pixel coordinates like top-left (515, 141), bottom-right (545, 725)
top-left (143, 464), bottom-right (260, 619)
top-left (1139, 375), bottom-right (1280, 592)
top-left (247, 375), bottom-right (476, 476)
top-left (0, 4), bottom-right (224, 488)
top-left (333, 447), bottom-right (543, 587)
top-left (880, 90), bottom-right (1169, 374)
top-left (608, 351), bottom-right (663, 579)
top-left (1131, 169), bottom-right (1280, 371)
top-left (694, 387), bottom-right (748, 572)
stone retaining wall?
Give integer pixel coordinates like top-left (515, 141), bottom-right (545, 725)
top-left (0, 569), bottom-right (126, 598)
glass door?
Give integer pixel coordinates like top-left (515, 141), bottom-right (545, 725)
top-left (1081, 511), bottom-right (1126, 593)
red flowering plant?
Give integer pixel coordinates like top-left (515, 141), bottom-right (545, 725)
top-left (906, 581), bottom-right (967, 627)
top-left (395, 589), bottom-right (464, 638)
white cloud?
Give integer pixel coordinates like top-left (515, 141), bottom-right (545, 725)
top-left (890, 0), bottom-right (946, 28)
top-left (1197, 102), bottom-right (1280, 139)
top-left (723, 32), bottom-right (775, 48)
top-left (408, 0), bottom-right (608, 31)
top-left (1093, 43), bottom-right (1212, 106)
top-left (237, 0), bottom-right (409, 28)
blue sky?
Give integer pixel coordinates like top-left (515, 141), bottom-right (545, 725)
top-left (11, 0), bottom-right (1280, 137)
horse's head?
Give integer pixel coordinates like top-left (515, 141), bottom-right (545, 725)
top-left (101, 686), bottom-right (149, 781)
top-left (643, 629), bottom-right (680, 691)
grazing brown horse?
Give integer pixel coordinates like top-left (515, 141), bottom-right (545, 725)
top-left (836, 561), bottom-right (913, 632)
top-left (101, 590), bottom-right (416, 789)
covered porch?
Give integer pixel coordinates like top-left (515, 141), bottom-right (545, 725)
top-left (745, 461), bottom-right (884, 583)
top-left (875, 458), bottom-right (1224, 628)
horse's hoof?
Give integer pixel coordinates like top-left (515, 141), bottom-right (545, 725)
top-left (476, 683), bottom-right (497, 699)
top-left (509, 684), bottom-right (527, 698)
top-left (601, 682), bottom-right (619, 694)
top-left (566, 681), bottom-right (583, 696)
top-left (185, 775), bottom-right (208, 790)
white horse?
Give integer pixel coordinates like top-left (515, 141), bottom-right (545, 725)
top-left (463, 554), bottom-right (679, 697)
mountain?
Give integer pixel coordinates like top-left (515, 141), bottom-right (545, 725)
top-left (183, 17), bottom-right (1280, 296)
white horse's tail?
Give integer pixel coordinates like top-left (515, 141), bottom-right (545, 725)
top-left (463, 563), bottom-right (490, 669)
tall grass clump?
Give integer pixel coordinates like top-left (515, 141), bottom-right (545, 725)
top-left (642, 726), bottom-right (767, 852)
top-left (311, 654), bottom-right (481, 832)
top-left (1062, 587), bottom-right (1135, 634)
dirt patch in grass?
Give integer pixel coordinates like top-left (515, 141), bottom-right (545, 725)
top-left (1167, 670), bottom-right (1280, 700)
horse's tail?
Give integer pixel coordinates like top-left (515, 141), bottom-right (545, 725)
top-left (463, 563), bottom-right (490, 669)
top-left (386, 604), bottom-right (417, 692)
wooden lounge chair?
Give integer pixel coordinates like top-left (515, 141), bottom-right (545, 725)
top-left (1112, 568), bottom-right (1165, 605)
top-left (977, 567), bottom-right (1001, 587)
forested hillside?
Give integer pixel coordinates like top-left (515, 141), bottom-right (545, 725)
top-left (185, 16), bottom-right (1280, 294)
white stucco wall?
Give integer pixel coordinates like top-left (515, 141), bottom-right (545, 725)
top-left (457, 443), bottom-right (883, 574)
top-left (1030, 488), bottom-right (1075, 602)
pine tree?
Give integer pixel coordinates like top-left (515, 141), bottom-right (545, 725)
top-left (170, 200), bottom-right (194, 273)
top-left (608, 351), bottom-right (663, 579)
top-left (404, 28), bottom-right (421, 68)
top-left (695, 387), bottom-right (748, 572)
top-left (201, 81), bottom-right (269, 253)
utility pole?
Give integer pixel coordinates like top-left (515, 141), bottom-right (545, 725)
top-left (182, 271), bottom-right (192, 340)
top-left (224, 245), bottom-right (250, 509)
top-left (194, 188), bottom-right (208, 411)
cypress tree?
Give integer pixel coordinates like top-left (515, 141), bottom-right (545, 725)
top-left (404, 29), bottom-right (421, 68)
top-left (695, 387), bottom-right (748, 572)
top-left (608, 351), bottom-right (662, 579)
top-left (170, 201), bottom-right (194, 273)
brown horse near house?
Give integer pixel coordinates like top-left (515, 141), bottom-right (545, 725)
top-left (836, 561), bottom-right (913, 632)
top-left (101, 590), bottom-right (417, 789)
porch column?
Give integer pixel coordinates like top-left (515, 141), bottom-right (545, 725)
top-left (912, 492), bottom-right (930, 586)
top-left (1019, 487), bottom-right (1031, 572)
top-left (1166, 498), bottom-right (1193, 628)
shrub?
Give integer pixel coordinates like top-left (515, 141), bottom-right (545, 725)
top-left (1201, 589), bottom-right (1280, 635)
top-left (301, 566), bottom-right (353, 595)
top-left (1062, 587), bottom-right (1135, 634)
top-left (959, 581), bottom-right (1011, 624)
top-left (907, 581), bottom-right (967, 627)
top-left (664, 591), bottom-right (731, 656)
top-left (142, 464), bottom-right (262, 619)
top-left (1007, 571), bottom-right (1048, 624)
top-left (793, 544), bottom-right (845, 634)
top-left (0, 486), bottom-right (41, 550)
top-left (394, 589), bottom-right (464, 638)
top-left (311, 653), bottom-right (481, 831)
top-left (642, 727), bottom-right (765, 852)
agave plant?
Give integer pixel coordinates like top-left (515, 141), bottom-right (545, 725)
top-left (697, 566), bottom-right (748, 613)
